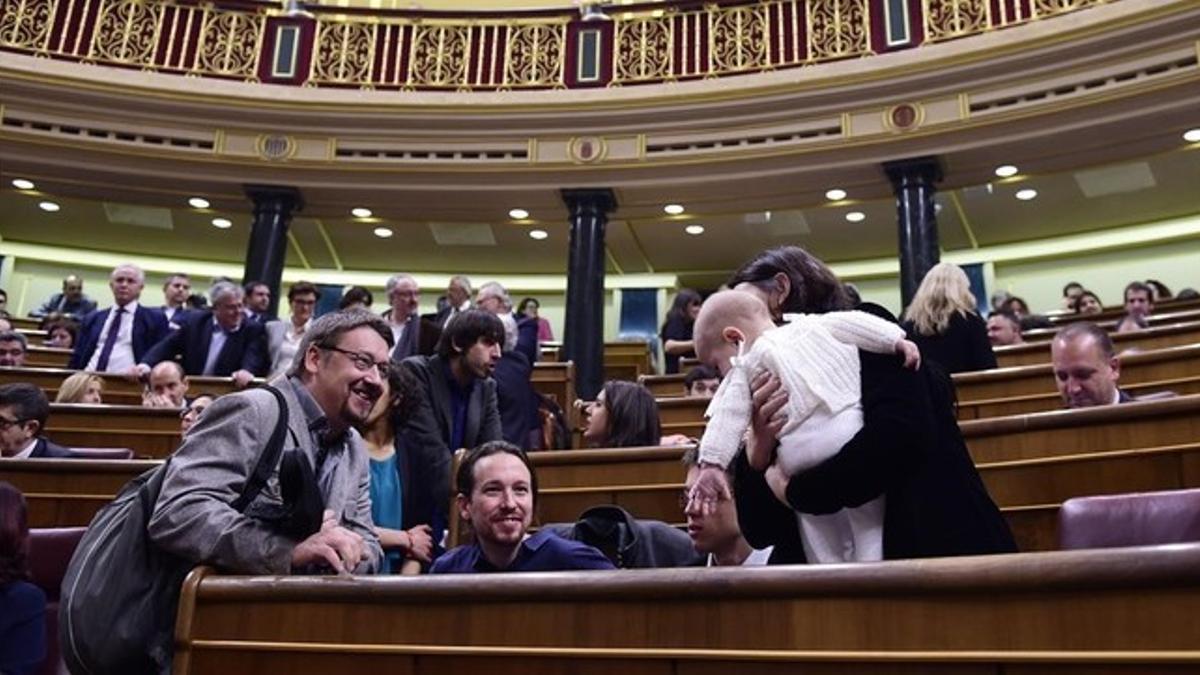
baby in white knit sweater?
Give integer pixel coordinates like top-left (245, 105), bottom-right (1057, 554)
top-left (691, 290), bottom-right (918, 563)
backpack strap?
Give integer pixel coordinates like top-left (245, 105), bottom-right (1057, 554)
top-left (231, 384), bottom-right (290, 512)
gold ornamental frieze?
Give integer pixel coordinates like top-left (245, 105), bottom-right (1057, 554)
top-left (0, 0), bottom-right (1129, 88)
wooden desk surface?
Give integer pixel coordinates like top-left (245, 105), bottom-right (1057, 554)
top-left (174, 545), bottom-right (1200, 674)
top-left (996, 320), bottom-right (1200, 367)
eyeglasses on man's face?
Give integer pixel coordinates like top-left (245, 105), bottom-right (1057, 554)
top-left (322, 346), bottom-right (389, 379)
top-left (0, 415), bottom-right (30, 431)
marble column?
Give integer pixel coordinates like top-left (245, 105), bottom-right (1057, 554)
top-left (884, 157), bottom-right (943, 308)
top-left (242, 185), bottom-right (303, 319)
top-left (560, 188), bottom-right (617, 400)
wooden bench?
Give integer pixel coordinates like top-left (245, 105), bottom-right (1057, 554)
top-left (539, 341), bottom-right (653, 382)
top-left (0, 458), bottom-right (159, 527)
top-left (16, 328), bottom-right (48, 347)
top-left (961, 394), bottom-right (1200, 463)
top-left (23, 345), bottom-right (72, 369)
top-left (1043, 296), bottom-right (1200, 325)
top-left (9, 316), bottom-right (40, 331)
top-left (1023, 308), bottom-right (1200, 341)
top-left (639, 373), bottom-right (688, 398)
top-left (44, 403), bottom-right (182, 458)
top-left (953, 343), bottom-right (1200, 403)
top-left (996, 319), bottom-right (1200, 367)
top-left (172, 544), bottom-right (1200, 674)
top-left (0, 366), bottom-right (255, 405)
top-left (956, 374), bottom-right (1200, 420)
top-left (530, 361), bottom-right (576, 429)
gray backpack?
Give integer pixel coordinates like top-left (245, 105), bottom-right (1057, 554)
top-left (59, 386), bottom-right (288, 674)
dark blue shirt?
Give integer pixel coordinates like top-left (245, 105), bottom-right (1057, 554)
top-left (430, 530), bottom-right (615, 573)
top-left (0, 581), bottom-right (47, 675)
top-left (442, 360), bottom-right (475, 453)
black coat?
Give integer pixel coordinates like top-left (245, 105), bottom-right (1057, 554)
top-left (736, 313), bottom-right (1016, 563)
top-left (903, 311), bottom-right (996, 374)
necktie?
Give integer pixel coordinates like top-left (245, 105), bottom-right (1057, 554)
top-left (95, 306), bottom-right (126, 371)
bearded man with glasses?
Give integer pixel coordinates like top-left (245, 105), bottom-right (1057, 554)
top-left (148, 309), bottom-right (391, 575)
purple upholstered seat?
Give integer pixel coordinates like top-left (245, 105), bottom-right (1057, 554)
top-left (1059, 488), bottom-right (1200, 550)
top-left (28, 527), bottom-right (87, 675)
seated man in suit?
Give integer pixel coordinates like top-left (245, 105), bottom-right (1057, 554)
top-left (0, 383), bottom-right (72, 458)
top-left (29, 274), bottom-right (97, 320)
top-left (68, 264), bottom-right (170, 375)
top-left (431, 441), bottom-right (614, 573)
top-left (382, 273), bottom-right (440, 361)
top-left (142, 360), bottom-right (189, 408)
top-left (400, 309), bottom-right (504, 539)
top-left (266, 281), bottom-right (321, 379)
top-left (0, 331), bottom-right (27, 368)
top-left (1051, 322), bottom-right (1132, 408)
top-left (137, 280), bottom-right (268, 388)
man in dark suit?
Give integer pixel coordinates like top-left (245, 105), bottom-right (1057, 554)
top-left (68, 264), bottom-right (169, 375)
top-left (383, 273), bottom-right (441, 361)
top-left (430, 275), bottom-right (473, 327)
top-left (0, 383), bottom-right (73, 458)
top-left (137, 280), bottom-right (268, 388)
top-left (1051, 322), bottom-right (1136, 408)
top-left (161, 272), bottom-right (193, 325)
top-left (29, 274), bottom-right (97, 321)
top-left (400, 309), bottom-right (504, 538)
top-left (475, 281), bottom-right (539, 365)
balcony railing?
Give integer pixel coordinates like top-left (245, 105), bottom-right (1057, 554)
top-left (0, 0), bottom-right (1111, 91)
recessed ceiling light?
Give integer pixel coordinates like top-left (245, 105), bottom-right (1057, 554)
top-left (529, 229), bottom-right (549, 240)
top-left (11, 179), bottom-right (35, 190)
top-left (211, 217), bottom-right (233, 229)
top-left (685, 224), bottom-right (705, 235)
top-left (373, 227), bottom-right (393, 238)
top-left (663, 204), bottom-right (685, 215)
top-left (825, 188), bottom-right (847, 201)
top-left (38, 201), bottom-right (60, 212)
top-left (845, 211), bottom-right (865, 223)
top-left (1015, 189), bottom-right (1038, 201)
top-left (994, 165), bottom-right (1019, 178)
top-left (1184, 128), bottom-right (1200, 143)
top-left (187, 197), bottom-right (210, 209)
top-left (508, 208), bottom-right (529, 220)
top-left (351, 207), bottom-right (373, 218)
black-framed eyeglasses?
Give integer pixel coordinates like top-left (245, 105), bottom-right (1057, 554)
top-left (0, 415), bottom-right (29, 431)
top-left (322, 346), bottom-right (389, 379)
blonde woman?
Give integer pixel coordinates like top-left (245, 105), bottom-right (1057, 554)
top-left (901, 263), bottom-right (997, 374)
top-left (55, 372), bottom-right (104, 404)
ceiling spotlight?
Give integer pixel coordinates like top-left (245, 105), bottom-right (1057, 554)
top-left (845, 211), bottom-right (866, 223)
top-left (11, 178), bottom-right (35, 190)
top-left (187, 197), bottom-right (211, 209)
top-left (351, 207), bottom-right (373, 218)
top-left (994, 165), bottom-right (1019, 178)
top-left (373, 227), bottom-right (394, 238)
top-left (529, 229), bottom-right (549, 240)
top-left (211, 217), bottom-right (233, 229)
top-left (1184, 128), bottom-right (1200, 143)
top-left (685, 224), bottom-right (705, 235)
top-left (508, 208), bottom-right (530, 220)
top-left (825, 189), bottom-right (847, 201)
top-left (1015, 189), bottom-right (1038, 201)
top-left (663, 204), bottom-right (685, 215)
top-left (38, 201), bottom-right (60, 212)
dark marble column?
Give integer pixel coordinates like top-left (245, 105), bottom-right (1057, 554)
top-left (884, 157), bottom-right (943, 308)
top-left (560, 188), bottom-right (616, 400)
top-left (242, 185), bottom-right (303, 319)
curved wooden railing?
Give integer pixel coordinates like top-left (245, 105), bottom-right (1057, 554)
top-left (0, 0), bottom-right (1115, 91)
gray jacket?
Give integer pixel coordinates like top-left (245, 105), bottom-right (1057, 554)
top-left (147, 377), bottom-right (382, 575)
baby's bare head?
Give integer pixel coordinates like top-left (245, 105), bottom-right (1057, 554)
top-left (694, 290), bottom-right (774, 367)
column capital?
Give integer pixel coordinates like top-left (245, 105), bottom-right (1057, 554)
top-left (883, 156), bottom-right (943, 192)
top-left (560, 188), bottom-right (617, 215)
top-left (244, 184), bottom-right (305, 213)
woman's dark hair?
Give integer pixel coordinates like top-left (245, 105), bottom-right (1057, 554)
top-left (1072, 290), bottom-right (1102, 313)
top-left (44, 317), bottom-right (80, 345)
top-left (386, 360), bottom-right (422, 427)
top-left (728, 246), bottom-right (848, 314)
top-left (339, 285), bottom-right (374, 309)
top-left (436, 309), bottom-right (505, 359)
top-left (517, 297), bottom-right (540, 317)
top-left (1144, 279), bottom-right (1172, 301)
top-left (599, 380), bottom-right (661, 448)
top-left (662, 289), bottom-right (702, 330)
top-left (0, 481), bottom-right (31, 585)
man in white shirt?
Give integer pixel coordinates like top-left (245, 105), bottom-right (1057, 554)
top-left (384, 274), bottom-right (440, 361)
top-left (67, 264), bottom-right (169, 375)
top-left (266, 281), bottom-right (321, 378)
top-left (0, 383), bottom-right (72, 458)
top-left (680, 447), bottom-right (773, 566)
